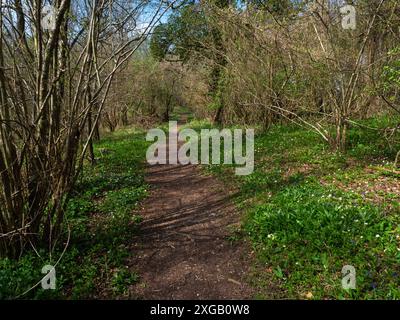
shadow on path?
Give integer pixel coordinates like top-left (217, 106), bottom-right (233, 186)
top-left (129, 121), bottom-right (255, 299)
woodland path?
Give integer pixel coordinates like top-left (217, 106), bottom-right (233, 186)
top-left (129, 118), bottom-right (255, 299)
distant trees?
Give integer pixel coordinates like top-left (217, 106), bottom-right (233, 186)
top-left (246, 0), bottom-right (298, 16)
top-left (150, 2), bottom-right (211, 62)
top-left (149, 0), bottom-right (229, 123)
top-left (131, 58), bottom-right (184, 123)
top-left (108, 57), bottom-right (185, 125)
top-left (150, 0), bottom-right (400, 151)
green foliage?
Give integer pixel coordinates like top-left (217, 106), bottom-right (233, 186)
top-left (149, 3), bottom-right (211, 62)
top-left (150, 24), bottom-right (173, 61)
top-left (111, 268), bottom-right (139, 294)
top-left (196, 115), bottom-right (400, 299)
top-left (0, 128), bottom-right (148, 299)
top-left (382, 47), bottom-right (400, 90)
top-left (381, 46), bottom-right (400, 111)
top-left (347, 117), bottom-right (400, 160)
top-left (246, 0), bottom-right (298, 16)
top-left (246, 182), bottom-right (400, 299)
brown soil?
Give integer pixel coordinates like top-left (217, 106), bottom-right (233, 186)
top-left (321, 167), bottom-right (400, 205)
top-left (128, 123), bottom-right (255, 299)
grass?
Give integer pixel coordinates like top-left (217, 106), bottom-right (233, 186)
top-left (2, 113), bottom-right (399, 300)
top-left (170, 105), bottom-right (195, 123)
top-left (0, 127), bottom-right (150, 299)
top-left (194, 115), bottom-right (400, 299)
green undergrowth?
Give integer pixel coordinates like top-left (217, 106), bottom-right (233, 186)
top-left (193, 115), bottom-right (400, 299)
top-left (0, 127), bottom-right (150, 299)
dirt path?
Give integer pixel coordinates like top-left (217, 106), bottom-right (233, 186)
top-left (129, 122), bottom-right (255, 299)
